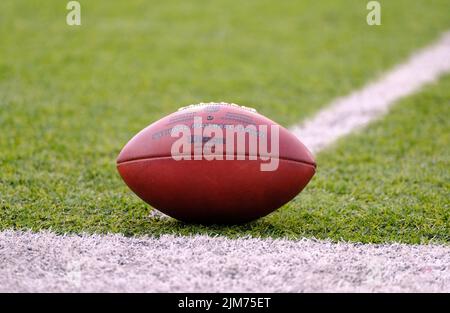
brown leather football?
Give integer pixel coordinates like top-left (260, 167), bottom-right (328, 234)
top-left (117, 102), bottom-right (316, 224)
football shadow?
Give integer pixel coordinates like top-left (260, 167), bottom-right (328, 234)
top-left (132, 208), bottom-right (292, 239)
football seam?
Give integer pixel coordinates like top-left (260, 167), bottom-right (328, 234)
top-left (116, 155), bottom-right (317, 168)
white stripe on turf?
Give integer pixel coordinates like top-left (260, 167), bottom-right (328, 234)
top-left (291, 31), bottom-right (450, 153)
top-left (1, 31), bottom-right (450, 293)
top-left (0, 231), bottom-right (449, 292)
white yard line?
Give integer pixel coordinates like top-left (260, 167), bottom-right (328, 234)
top-left (1, 32), bottom-right (450, 292)
top-left (0, 231), bottom-right (449, 292)
top-left (291, 31), bottom-right (450, 153)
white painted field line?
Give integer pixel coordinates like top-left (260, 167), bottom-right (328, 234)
top-left (1, 31), bottom-right (450, 292)
top-left (291, 31), bottom-right (450, 153)
top-left (1, 231), bottom-right (449, 292)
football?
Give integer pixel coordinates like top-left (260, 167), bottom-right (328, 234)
top-left (117, 102), bottom-right (316, 224)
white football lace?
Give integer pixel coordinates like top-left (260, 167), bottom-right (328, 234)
top-left (177, 102), bottom-right (257, 113)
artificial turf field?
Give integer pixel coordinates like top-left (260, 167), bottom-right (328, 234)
top-left (1, 0), bottom-right (449, 243)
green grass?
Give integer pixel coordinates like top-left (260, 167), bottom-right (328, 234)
top-left (0, 1), bottom-right (449, 243)
top-left (277, 76), bottom-right (450, 243)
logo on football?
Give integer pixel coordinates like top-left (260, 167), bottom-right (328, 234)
top-left (169, 116), bottom-right (280, 171)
